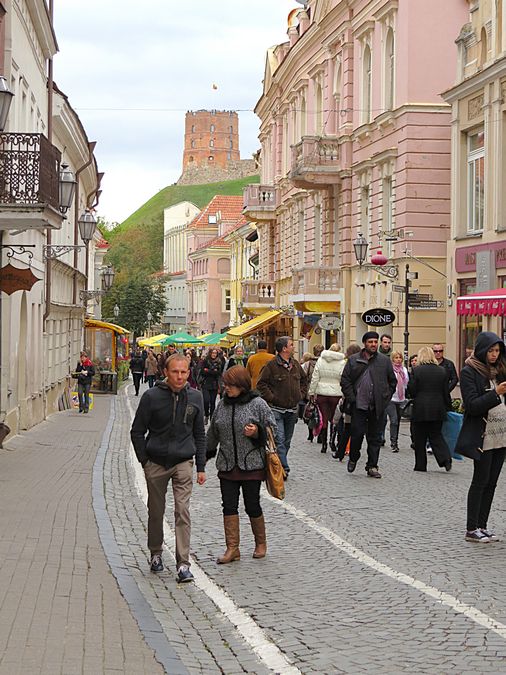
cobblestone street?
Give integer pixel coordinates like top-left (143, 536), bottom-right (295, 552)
top-left (3, 380), bottom-right (506, 673)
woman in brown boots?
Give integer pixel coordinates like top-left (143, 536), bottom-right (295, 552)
top-left (206, 366), bottom-right (276, 563)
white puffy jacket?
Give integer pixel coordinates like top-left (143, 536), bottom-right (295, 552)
top-left (308, 349), bottom-right (346, 397)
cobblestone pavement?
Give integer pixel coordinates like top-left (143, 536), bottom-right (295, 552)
top-left (112, 381), bottom-right (506, 674)
top-left (4, 379), bottom-right (506, 674)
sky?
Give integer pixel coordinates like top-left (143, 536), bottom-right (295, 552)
top-left (53, 1), bottom-right (297, 224)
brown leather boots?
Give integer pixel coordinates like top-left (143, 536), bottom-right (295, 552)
top-left (216, 514), bottom-right (267, 563)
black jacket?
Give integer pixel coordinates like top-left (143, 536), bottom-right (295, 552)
top-left (199, 356), bottom-right (224, 390)
top-left (130, 381), bottom-right (206, 471)
top-left (340, 350), bottom-right (396, 418)
top-left (226, 356), bottom-right (248, 370)
top-left (438, 357), bottom-right (459, 392)
top-left (406, 363), bottom-right (452, 422)
top-left (76, 361), bottom-right (95, 385)
top-left (455, 331), bottom-right (506, 459)
top-left (130, 355), bottom-right (145, 373)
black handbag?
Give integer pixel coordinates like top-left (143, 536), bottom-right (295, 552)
top-left (454, 415), bottom-right (486, 461)
top-left (400, 399), bottom-right (414, 420)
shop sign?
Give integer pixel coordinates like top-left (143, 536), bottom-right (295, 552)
top-left (361, 307), bottom-right (395, 326)
top-left (0, 263), bottom-right (42, 295)
top-left (318, 316), bottom-right (342, 331)
top-left (456, 240), bottom-right (506, 273)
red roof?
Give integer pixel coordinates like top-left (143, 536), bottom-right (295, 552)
top-left (96, 238), bottom-right (109, 249)
top-left (188, 195), bottom-right (243, 230)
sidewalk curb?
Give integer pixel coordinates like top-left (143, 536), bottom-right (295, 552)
top-left (92, 397), bottom-right (189, 675)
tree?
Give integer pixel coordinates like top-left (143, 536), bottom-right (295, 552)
top-left (102, 275), bottom-right (167, 344)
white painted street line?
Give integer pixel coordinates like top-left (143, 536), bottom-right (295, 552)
top-left (267, 493), bottom-right (506, 641)
top-left (125, 387), bottom-right (302, 675)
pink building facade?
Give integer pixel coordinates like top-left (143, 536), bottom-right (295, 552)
top-left (243, 0), bottom-right (468, 354)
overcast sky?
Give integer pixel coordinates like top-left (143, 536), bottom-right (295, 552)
top-left (53, 1), bottom-right (296, 224)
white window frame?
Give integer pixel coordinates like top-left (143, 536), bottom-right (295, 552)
top-left (467, 130), bottom-right (485, 234)
top-left (362, 44), bottom-right (372, 124)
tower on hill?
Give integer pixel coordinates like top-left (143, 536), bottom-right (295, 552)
top-left (178, 109), bottom-right (257, 185)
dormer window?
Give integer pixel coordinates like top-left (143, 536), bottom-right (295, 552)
top-left (208, 214), bottom-right (217, 224)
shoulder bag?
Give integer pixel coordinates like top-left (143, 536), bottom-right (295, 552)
top-left (399, 399), bottom-right (414, 420)
top-left (264, 426), bottom-right (286, 500)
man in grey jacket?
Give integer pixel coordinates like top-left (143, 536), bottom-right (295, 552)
top-left (130, 353), bottom-right (206, 582)
top-left (340, 331), bottom-right (397, 478)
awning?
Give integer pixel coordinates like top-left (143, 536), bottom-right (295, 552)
top-left (85, 318), bottom-right (130, 335)
top-left (293, 301), bottom-right (340, 313)
top-left (227, 309), bottom-right (282, 338)
top-left (457, 289), bottom-right (506, 316)
top-left (138, 333), bottom-right (168, 347)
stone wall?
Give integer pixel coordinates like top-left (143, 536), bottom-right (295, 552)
top-left (177, 159), bottom-right (258, 186)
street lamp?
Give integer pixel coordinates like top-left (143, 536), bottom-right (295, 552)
top-left (0, 76), bottom-right (14, 131)
top-left (352, 233), bottom-right (398, 279)
top-left (113, 304), bottom-right (120, 319)
top-left (59, 163), bottom-right (77, 216)
top-left (78, 209), bottom-right (97, 243)
top-left (353, 233), bottom-right (369, 266)
top-left (43, 209), bottom-right (97, 259)
top-left (147, 311), bottom-right (152, 333)
top-left (101, 265), bottom-right (115, 291)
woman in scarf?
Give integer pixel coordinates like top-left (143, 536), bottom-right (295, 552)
top-left (406, 346), bottom-right (452, 472)
top-left (206, 366), bottom-right (276, 563)
top-left (382, 351), bottom-right (409, 453)
top-left (457, 332), bottom-right (506, 543)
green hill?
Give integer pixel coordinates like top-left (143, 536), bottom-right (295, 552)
top-left (105, 174), bottom-right (259, 281)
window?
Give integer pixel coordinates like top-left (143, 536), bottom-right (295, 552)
top-left (314, 204), bottom-right (322, 266)
top-left (362, 44), bottom-right (372, 123)
top-left (300, 95), bottom-right (306, 138)
top-left (467, 130), bottom-right (485, 233)
top-left (480, 26), bottom-right (488, 66)
top-left (210, 124), bottom-right (215, 132)
top-left (315, 82), bottom-right (323, 134)
top-left (384, 29), bottom-right (395, 110)
top-left (497, 0), bottom-right (503, 54)
top-left (298, 208), bottom-right (305, 262)
top-left (229, 139), bottom-right (233, 148)
top-left (191, 139), bottom-right (195, 148)
top-left (333, 60), bottom-right (342, 130)
top-left (224, 289), bottom-right (231, 311)
top-left (209, 139), bottom-right (214, 147)
top-left (382, 177), bottom-right (393, 231)
top-left (361, 185), bottom-right (371, 240)
top-left (191, 124), bottom-right (195, 133)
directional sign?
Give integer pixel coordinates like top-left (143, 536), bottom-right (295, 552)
top-left (392, 285), bottom-right (405, 293)
top-left (409, 300), bottom-right (439, 309)
top-left (408, 293), bottom-right (433, 301)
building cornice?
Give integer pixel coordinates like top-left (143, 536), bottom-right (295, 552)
top-left (442, 57), bottom-right (506, 103)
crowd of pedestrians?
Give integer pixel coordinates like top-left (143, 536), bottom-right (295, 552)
top-left (125, 327), bottom-right (506, 583)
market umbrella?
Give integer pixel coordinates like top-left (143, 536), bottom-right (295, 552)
top-left (158, 331), bottom-right (204, 346)
top-left (200, 332), bottom-right (228, 346)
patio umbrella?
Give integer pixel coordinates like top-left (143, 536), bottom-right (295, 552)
top-left (200, 332), bottom-right (228, 346)
top-left (158, 331), bottom-right (204, 346)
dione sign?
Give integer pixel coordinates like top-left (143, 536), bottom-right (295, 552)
top-left (361, 307), bottom-right (395, 327)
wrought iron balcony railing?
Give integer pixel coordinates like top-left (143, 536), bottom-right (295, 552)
top-left (0, 133), bottom-right (61, 209)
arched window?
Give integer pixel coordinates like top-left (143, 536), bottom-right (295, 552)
top-left (333, 61), bottom-right (342, 129)
top-left (385, 29), bottom-right (395, 110)
top-left (229, 139), bottom-right (233, 148)
top-left (191, 124), bottom-right (195, 133)
top-left (210, 124), bottom-right (215, 132)
top-left (300, 95), bottom-right (307, 137)
top-left (191, 139), bottom-right (195, 148)
top-left (315, 82), bottom-right (323, 134)
top-left (480, 26), bottom-right (488, 66)
top-left (362, 44), bottom-right (372, 123)
top-left (209, 139), bottom-right (214, 147)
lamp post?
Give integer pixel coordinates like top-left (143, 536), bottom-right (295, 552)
top-left (147, 311), bottom-right (152, 334)
top-left (352, 233), bottom-right (399, 278)
top-left (43, 208), bottom-right (97, 259)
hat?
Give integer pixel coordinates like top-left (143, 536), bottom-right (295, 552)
top-left (362, 331), bottom-right (379, 343)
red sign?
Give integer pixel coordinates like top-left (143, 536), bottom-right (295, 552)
top-left (0, 264), bottom-right (42, 295)
top-left (455, 240), bottom-right (506, 273)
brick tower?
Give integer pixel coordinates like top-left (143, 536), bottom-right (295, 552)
top-left (182, 110), bottom-right (240, 172)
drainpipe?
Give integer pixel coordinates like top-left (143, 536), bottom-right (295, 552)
top-left (43, 0), bottom-right (54, 325)
top-left (71, 141), bottom-right (96, 306)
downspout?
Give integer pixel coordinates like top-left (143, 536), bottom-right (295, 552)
top-left (71, 141), bottom-right (96, 305)
top-left (43, 0), bottom-right (54, 324)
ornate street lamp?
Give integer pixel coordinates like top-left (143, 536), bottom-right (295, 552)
top-left (78, 209), bottom-right (97, 243)
top-left (353, 232), bottom-right (369, 267)
top-left (0, 76), bottom-right (14, 131)
top-left (101, 265), bottom-right (115, 291)
top-left (59, 163), bottom-right (77, 216)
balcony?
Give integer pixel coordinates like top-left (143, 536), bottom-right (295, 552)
top-left (292, 266), bottom-right (342, 297)
top-left (0, 133), bottom-right (63, 230)
top-left (242, 184), bottom-right (278, 222)
top-left (290, 136), bottom-right (341, 189)
top-left (241, 279), bottom-right (276, 308)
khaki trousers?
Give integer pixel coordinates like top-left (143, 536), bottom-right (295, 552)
top-left (144, 459), bottom-right (194, 567)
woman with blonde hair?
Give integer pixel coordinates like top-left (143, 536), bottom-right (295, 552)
top-left (308, 343), bottom-right (346, 453)
top-left (406, 346), bottom-right (452, 472)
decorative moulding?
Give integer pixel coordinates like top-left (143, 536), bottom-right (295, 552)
top-left (373, 0), bottom-right (399, 22)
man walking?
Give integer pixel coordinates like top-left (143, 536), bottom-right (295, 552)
top-left (340, 331), bottom-right (397, 478)
top-left (379, 334), bottom-right (392, 356)
top-left (432, 343), bottom-right (459, 392)
top-left (130, 353), bottom-right (206, 582)
top-left (257, 336), bottom-right (307, 477)
top-left (246, 340), bottom-right (275, 389)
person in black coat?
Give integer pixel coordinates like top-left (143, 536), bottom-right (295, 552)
top-left (456, 331), bottom-right (506, 543)
top-left (340, 331), bottom-right (397, 478)
top-left (130, 349), bottom-right (145, 396)
top-left (75, 351), bottom-right (95, 413)
top-left (406, 346), bottom-right (452, 472)
top-left (199, 348), bottom-right (224, 423)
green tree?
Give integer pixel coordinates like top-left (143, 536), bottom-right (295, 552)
top-left (103, 275), bottom-right (167, 343)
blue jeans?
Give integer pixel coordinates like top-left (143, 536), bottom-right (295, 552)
top-left (272, 410), bottom-right (298, 473)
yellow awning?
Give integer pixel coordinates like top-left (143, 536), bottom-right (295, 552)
top-left (85, 318), bottom-right (130, 335)
top-left (138, 333), bottom-right (168, 347)
top-left (293, 301), bottom-right (340, 313)
top-left (227, 310), bottom-right (282, 338)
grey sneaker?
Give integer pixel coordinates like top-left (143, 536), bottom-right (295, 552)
top-left (177, 564), bottom-right (194, 583)
top-left (150, 554), bottom-right (164, 572)
top-left (366, 467), bottom-right (382, 478)
top-left (465, 529), bottom-right (490, 543)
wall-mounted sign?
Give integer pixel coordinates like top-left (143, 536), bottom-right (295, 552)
top-left (318, 316), bottom-right (342, 331)
top-left (361, 307), bottom-right (395, 327)
top-left (0, 264), bottom-right (42, 295)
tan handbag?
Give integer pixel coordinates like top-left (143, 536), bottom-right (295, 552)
top-left (265, 426), bottom-right (286, 500)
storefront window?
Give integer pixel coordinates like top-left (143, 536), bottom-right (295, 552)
top-left (459, 279), bottom-right (482, 370)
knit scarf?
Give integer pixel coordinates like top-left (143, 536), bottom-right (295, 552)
top-left (393, 362), bottom-right (408, 399)
top-left (465, 354), bottom-right (497, 381)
